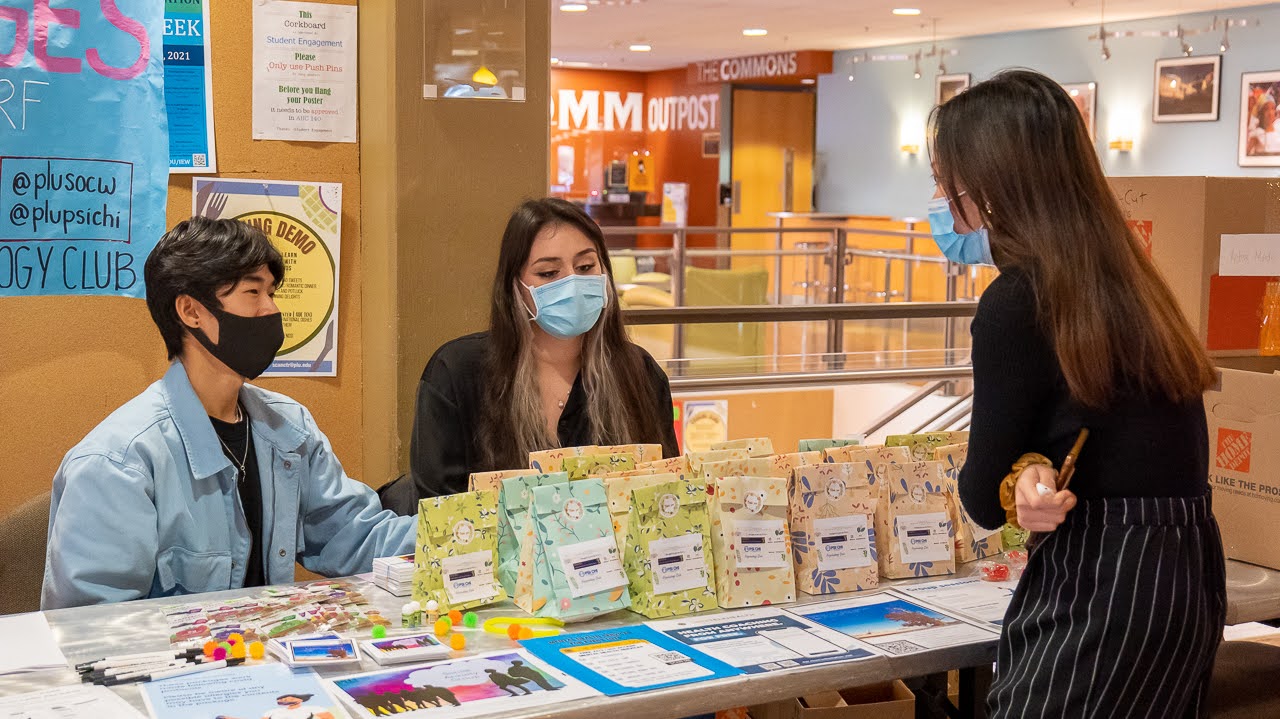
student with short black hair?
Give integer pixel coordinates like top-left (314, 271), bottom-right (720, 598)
top-left (42, 217), bottom-right (415, 609)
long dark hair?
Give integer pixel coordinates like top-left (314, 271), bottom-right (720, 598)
top-left (479, 198), bottom-right (665, 469)
top-left (930, 69), bottom-right (1214, 408)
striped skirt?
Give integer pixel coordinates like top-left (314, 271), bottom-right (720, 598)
top-left (988, 493), bottom-right (1226, 718)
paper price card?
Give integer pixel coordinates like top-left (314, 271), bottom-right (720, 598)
top-left (442, 551), bottom-right (500, 605)
top-left (896, 513), bottom-right (951, 564)
top-left (649, 534), bottom-right (710, 595)
top-left (733, 519), bottom-right (789, 568)
top-left (558, 536), bottom-right (627, 598)
top-left (813, 515), bottom-right (873, 570)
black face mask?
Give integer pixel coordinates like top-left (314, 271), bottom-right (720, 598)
top-left (189, 303), bottom-right (285, 380)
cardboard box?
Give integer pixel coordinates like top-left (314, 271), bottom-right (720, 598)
top-left (751, 680), bottom-right (915, 719)
top-left (1107, 177), bottom-right (1280, 352)
top-left (1206, 368), bottom-right (1280, 570)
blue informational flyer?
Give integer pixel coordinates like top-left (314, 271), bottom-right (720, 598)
top-left (647, 606), bottom-right (881, 673)
top-left (164, 0), bottom-right (216, 172)
top-left (519, 624), bottom-right (742, 696)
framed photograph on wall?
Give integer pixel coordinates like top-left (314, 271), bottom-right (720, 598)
top-left (701, 132), bottom-right (721, 158)
top-left (1061, 82), bottom-right (1098, 140)
top-left (1239, 70), bottom-right (1280, 166)
top-left (936, 73), bottom-right (971, 106)
top-left (1153, 55), bottom-right (1221, 122)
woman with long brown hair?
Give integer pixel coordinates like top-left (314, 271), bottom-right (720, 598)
top-left (397, 198), bottom-right (678, 502)
top-left (934, 70), bottom-right (1224, 716)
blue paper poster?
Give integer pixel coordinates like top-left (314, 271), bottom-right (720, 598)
top-left (0, 0), bottom-right (168, 298)
top-left (165, 0), bottom-right (215, 173)
top-left (519, 624), bottom-right (741, 696)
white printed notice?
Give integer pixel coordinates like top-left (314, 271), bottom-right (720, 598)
top-left (896, 512), bottom-right (951, 564)
top-left (650, 534), bottom-right (710, 595)
top-left (1219, 234), bottom-right (1280, 277)
top-left (813, 515), bottom-right (873, 571)
top-left (733, 520), bottom-right (789, 568)
top-left (894, 576), bottom-right (1018, 627)
top-left (559, 536), bottom-right (627, 598)
top-left (253, 0), bottom-right (358, 142)
top-left (442, 551), bottom-right (500, 605)
top-left (788, 592), bottom-right (999, 656)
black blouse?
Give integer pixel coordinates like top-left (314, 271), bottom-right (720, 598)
top-left (408, 332), bottom-right (680, 499)
top-left (957, 270), bottom-right (1209, 530)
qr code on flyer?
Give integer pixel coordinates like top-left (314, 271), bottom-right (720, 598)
top-left (193, 154), bottom-right (207, 167)
top-left (653, 651), bottom-right (693, 665)
top-left (878, 640), bottom-right (926, 655)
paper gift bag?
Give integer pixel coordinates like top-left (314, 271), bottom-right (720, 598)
top-left (711, 437), bottom-right (775, 457)
top-left (798, 438), bottom-right (863, 453)
top-left (769, 451), bottom-right (824, 477)
top-left (700, 458), bottom-right (790, 481)
top-left (933, 443), bottom-right (1002, 563)
top-left (529, 446), bottom-right (601, 473)
top-left (604, 473), bottom-right (683, 548)
top-left (623, 477), bottom-right (718, 618)
top-left (709, 476), bottom-right (796, 608)
top-left (877, 462), bottom-right (956, 579)
top-left (597, 444), bottom-right (665, 463)
top-left (469, 468), bottom-right (544, 493)
top-left (822, 445), bottom-right (912, 497)
top-left (562, 454), bottom-right (637, 480)
top-left (635, 455), bottom-right (692, 478)
top-left (496, 472), bottom-right (570, 595)
top-left (688, 449), bottom-right (751, 478)
top-left (790, 463), bottom-right (879, 595)
top-left (412, 491), bottom-right (506, 613)
top-left (515, 479), bottom-right (630, 622)
top-left (885, 432), bottom-right (971, 461)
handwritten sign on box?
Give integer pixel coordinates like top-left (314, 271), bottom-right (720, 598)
top-left (1220, 234), bottom-right (1280, 277)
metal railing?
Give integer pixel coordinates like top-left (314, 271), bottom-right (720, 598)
top-left (605, 224), bottom-right (983, 362)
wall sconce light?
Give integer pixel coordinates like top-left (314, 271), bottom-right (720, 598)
top-left (900, 143), bottom-right (921, 154)
top-left (1108, 138), bottom-right (1134, 152)
top-left (900, 115), bottom-right (924, 155)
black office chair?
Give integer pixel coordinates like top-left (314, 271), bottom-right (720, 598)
top-left (0, 491), bottom-right (51, 615)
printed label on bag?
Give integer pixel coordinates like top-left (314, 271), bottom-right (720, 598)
top-left (558, 535), bottom-right (627, 598)
top-left (441, 550), bottom-right (499, 604)
top-left (733, 519), bottom-right (789, 568)
top-left (813, 515), bottom-right (872, 570)
top-left (896, 512), bottom-right (951, 564)
top-left (649, 534), bottom-right (709, 595)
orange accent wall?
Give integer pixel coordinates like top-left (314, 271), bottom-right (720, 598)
top-left (644, 68), bottom-right (720, 246)
top-left (549, 69), bottom-right (648, 201)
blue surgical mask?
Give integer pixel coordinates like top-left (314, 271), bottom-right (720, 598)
top-left (522, 273), bottom-right (609, 339)
top-left (927, 194), bottom-right (994, 266)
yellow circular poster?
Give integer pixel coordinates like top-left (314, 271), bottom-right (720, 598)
top-left (234, 210), bottom-right (335, 355)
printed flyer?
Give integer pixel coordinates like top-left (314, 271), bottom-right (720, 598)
top-left (647, 606), bottom-right (880, 673)
top-left (0, 0), bottom-right (167, 298)
top-left (787, 592), bottom-right (1000, 656)
top-left (193, 178), bottom-right (342, 376)
top-left (519, 625), bottom-right (741, 696)
top-left (893, 576), bottom-right (1018, 627)
top-left (252, 0), bottom-right (358, 142)
top-left (141, 663), bottom-right (349, 719)
top-left (327, 650), bottom-right (596, 718)
top-left (164, 0), bottom-right (216, 172)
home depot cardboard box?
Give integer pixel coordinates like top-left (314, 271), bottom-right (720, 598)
top-left (1205, 368), bottom-right (1280, 570)
top-left (749, 680), bottom-right (914, 719)
top-left (1107, 177), bottom-right (1280, 353)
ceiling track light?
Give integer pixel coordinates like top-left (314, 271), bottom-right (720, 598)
top-left (1089, 5), bottom-right (1259, 56)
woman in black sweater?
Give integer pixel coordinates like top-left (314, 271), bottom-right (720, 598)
top-left (934, 71), bottom-right (1225, 717)
top-left (381, 199), bottom-right (678, 510)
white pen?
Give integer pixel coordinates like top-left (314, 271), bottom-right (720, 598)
top-left (81, 649), bottom-right (202, 672)
top-left (148, 659), bottom-right (231, 681)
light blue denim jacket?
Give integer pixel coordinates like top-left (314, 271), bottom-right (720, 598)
top-left (41, 361), bottom-right (415, 609)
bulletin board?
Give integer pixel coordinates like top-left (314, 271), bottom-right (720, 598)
top-left (0, 0), bottom-right (365, 520)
